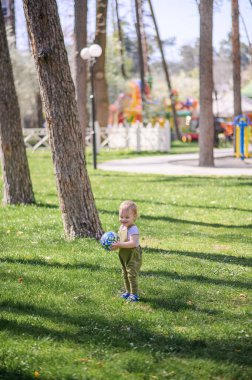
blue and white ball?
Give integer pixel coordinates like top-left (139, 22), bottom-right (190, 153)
top-left (100, 231), bottom-right (119, 251)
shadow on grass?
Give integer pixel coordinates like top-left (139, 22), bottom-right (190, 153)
top-left (146, 247), bottom-right (252, 267)
top-left (35, 202), bottom-right (59, 209)
top-left (141, 269), bottom-right (252, 290)
top-left (0, 257), bottom-right (101, 271)
top-left (143, 176), bottom-right (252, 187)
top-left (96, 197), bottom-right (252, 214)
top-left (0, 301), bottom-right (251, 369)
top-left (0, 368), bottom-right (34, 380)
top-left (140, 215), bottom-right (252, 229)
top-left (99, 209), bottom-right (252, 229)
top-left (141, 296), bottom-right (220, 316)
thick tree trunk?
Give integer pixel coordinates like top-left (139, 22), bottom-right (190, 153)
top-left (232, 0), bottom-right (242, 116)
top-left (23, 0), bottom-right (103, 239)
top-left (74, 0), bottom-right (88, 146)
top-left (199, 0), bottom-right (214, 167)
top-left (0, 3), bottom-right (34, 205)
top-left (94, 0), bottom-right (109, 129)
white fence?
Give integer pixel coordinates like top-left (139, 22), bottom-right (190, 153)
top-left (22, 121), bottom-right (171, 152)
top-left (23, 128), bottom-right (49, 151)
top-left (100, 122), bottom-right (170, 152)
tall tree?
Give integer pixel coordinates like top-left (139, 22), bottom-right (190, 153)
top-left (0, 2), bottom-right (34, 205)
top-left (147, 0), bottom-right (181, 140)
top-left (232, 0), bottom-right (242, 117)
top-left (199, 0), bottom-right (214, 167)
top-left (74, 0), bottom-right (88, 146)
top-left (135, 0), bottom-right (146, 112)
top-left (23, 0), bottom-right (103, 239)
top-left (94, 0), bottom-right (109, 128)
top-left (115, 0), bottom-right (127, 79)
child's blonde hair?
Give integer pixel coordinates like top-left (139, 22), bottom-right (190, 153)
top-left (119, 200), bottom-right (138, 219)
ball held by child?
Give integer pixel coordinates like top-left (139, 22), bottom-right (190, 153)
top-left (100, 231), bottom-right (119, 251)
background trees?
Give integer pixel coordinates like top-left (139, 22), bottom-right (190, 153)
top-left (1, 0), bottom-right (251, 178)
top-left (5, 1), bottom-right (252, 134)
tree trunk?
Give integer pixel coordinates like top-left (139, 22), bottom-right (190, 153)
top-left (232, 0), bottom-right (242, 117)
top-left (0, 3), bottom-right (34, 205)
top-left (147, 0), bottom-right (181, 140)
top-left (135, 0), bottom-right (146, 113)
top-left (74, 0), bottom-right (88, 146)
top-left (94, 0), bottom-right (109, 129)
top-left (23, 0), bottom-right (103, 239)
top-left (115, 0), bottom-right (127, 79)
top-left (35, 91), bottom-right (44, 128)
top-left (199, 0), bottom-right (214, 167)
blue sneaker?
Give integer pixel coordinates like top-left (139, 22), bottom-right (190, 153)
top-left (120, 292), bottom-right (130, 299)
top-left (128, 294), bottom-right (139, 302)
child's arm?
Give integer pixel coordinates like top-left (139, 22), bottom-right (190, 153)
top-left (111, 234), bottom-right (139, 250)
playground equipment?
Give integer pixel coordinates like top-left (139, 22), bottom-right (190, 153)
top-left (108, 80), bottom-right (152, 125)
top-left (234, 115), bottom-right (251, 160)
top-left (166, 93), bottom-right (199, 142)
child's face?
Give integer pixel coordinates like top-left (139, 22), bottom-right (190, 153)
top-left (119, 207), bottom-right (136, 228)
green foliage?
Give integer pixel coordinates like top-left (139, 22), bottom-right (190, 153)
top-left (218, 33), bottom-right (251, 69)
top-left (179, 40), bottom-right (199, 73)
top-left (0, 151), bottom-right (251, 379)
top-left (106, 34), bottom-right (128, 103)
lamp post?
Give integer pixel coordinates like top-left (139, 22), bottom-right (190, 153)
top-left (80, 44), bottom-right (102, 169)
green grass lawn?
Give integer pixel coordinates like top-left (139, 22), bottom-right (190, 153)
top-left (0, 149), bottom-right (251, 380)
top-left (88, 140), bottom-right (199, 164)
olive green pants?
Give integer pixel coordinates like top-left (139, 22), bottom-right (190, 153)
top-left (119, 246), bottom-right (142, 295)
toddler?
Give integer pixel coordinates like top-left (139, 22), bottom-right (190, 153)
top-left (111, 200), bottom-right (142, 302)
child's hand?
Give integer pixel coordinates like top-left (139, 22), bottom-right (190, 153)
top-left (110, 241), bottom-right (121, 251)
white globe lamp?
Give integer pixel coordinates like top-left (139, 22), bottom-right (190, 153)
top-left (89, 44), bottom-right (102, 58)
top-left (80, 47), bottom-right (90, 60)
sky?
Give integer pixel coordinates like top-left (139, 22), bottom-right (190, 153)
top-left (151, 0), bottom-right (252, 46)
top-left (14, 0), bottom-right (252, 61)
top-left (149, 0), bottom-right (252, 61)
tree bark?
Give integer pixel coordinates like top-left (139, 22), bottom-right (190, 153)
top-left (23, 0), bottom-right (103, 239)
top-left (115, 0), bottom-right (127, 79)
top-left (199, 0), bottom-right (214, 167)
top-left (74, 0), bottom-right (88, 146)
top-left (94, 0), bottom-right (109, 129)
top-left (147, 0), bottom-right (181, 140)
top-left (0, 2), bottom-right (34, 205)
top-left (232, 0), bottom-right (242, 116)
top-left (135, 0), bottom-right (146, 113)
top-left (35, 91), bottom-right (44, 128)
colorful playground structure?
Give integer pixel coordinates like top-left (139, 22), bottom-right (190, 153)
top-left (108, 82), bottom-right (252, 152)
top-left (234, 114), bottom-right (252, 160)
top-left (108, 80), bottom-right (151, 125)
top-left (108, 81), bottom-right (199, 131)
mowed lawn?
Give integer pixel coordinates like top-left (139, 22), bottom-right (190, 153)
top-left (0, 150), bottom-right (251, 380)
